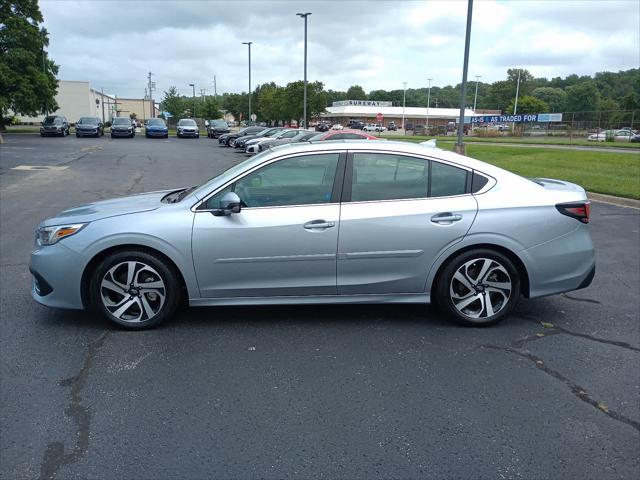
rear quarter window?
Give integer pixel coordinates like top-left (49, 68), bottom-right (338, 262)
top-left (430, 162), bottom-right (468, 197)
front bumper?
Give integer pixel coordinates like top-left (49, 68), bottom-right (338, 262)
top-left (111, 129), bottom-right (134, 137)
top-left (30, 242), bottom-right (85, 310)
top-left (146, 129), bottom-right (168, 137)
top-left (41, 128), bottom-right (62, 136)
top-left (178, 129), bottom-right (199, 137)
top-left (76, 129), bottom-right (99, 136)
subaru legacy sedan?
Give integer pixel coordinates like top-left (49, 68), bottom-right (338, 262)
top-left (30, 141), bottom-right (595, 329)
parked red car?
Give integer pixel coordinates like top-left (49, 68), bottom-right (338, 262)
top-left (309, 129), bottom-right (379, 141)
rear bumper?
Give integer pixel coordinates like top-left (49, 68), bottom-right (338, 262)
top-left (524, 224), bottom-right (596, 298)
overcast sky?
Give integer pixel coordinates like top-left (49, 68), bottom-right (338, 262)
top-left (41, 0), bottom-right (639, 99)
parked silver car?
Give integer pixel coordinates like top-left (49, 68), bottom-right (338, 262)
top-left (176, 118), bottom-right (199, 138)
top-left (30, 141), bottom-right (595, 329)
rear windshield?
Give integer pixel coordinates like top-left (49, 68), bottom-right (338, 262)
top-left (112, 118), bottom-right (131, 125)
top-left (147, 119), bottom-right (165, 126)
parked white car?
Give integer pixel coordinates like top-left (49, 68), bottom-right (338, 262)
top-left (331, 124), bottom-right (344, 130)
top-left (363, 124), bottom-right (386, 132)
top-left (587, 129), bottom-right (636, 142)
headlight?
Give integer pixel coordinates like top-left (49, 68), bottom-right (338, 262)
top-left (36, 223), bottom-right (87, 246)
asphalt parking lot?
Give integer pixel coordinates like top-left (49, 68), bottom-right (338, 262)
top-left (1, 134), bottom-right (639, 479)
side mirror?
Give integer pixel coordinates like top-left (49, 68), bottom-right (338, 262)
top-left (211, 192), bottom-right (242, 216)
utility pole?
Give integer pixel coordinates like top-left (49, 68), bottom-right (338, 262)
top-left (143, 88), bottom-right (147, 122)
top-left (513, 69), bottom-right (521, 114)
top-left (213, 75), bottom-right (217, 98)
top-left (147, 72), bottom-right (155, 118)
top-left (189, 83), bottom-right (196, 118)
top-left (402, 81), bottom-right (407, 132)
top-left (297, 12), bottom-right (311, 128)
top-left (512, 69), bottom-right (521, 134)
top-left (101, 87), bottom-right (106, 123)
top-left (455, 0), bottom-right (473, 154)
top-left (426, 78), bottom-right (432, 132)
top-left (242, 42), bottom-right (252, 124)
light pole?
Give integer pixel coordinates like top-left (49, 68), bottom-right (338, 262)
top-left (402, 81), bottom-right (407, 132)
top-left (426, 78), bottom-right (432, 132)
top-left (473, 75), bottom-right (481, 112)
top-left (189, 83), bottom-right (196, 118)
top-left (242, 41), bottom-right (252, 124)
top-left (513, 69), bottom-right (521, 114)
top-left (455, 0), bottom-right (473, 154)
top-left (297, 12), bottom-right (311, 129)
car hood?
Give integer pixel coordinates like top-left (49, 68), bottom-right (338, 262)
top-left (147, 124), bottom-right (167, 130)
top-left (112, 124), bottom-right (132, 129)
top-left (41, 189), bottom-right (177, 226)
top-left (77, 124), bottom-right (99, 129)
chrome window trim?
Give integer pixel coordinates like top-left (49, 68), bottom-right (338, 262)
top-left (191, 150), bottom-right (345, 212)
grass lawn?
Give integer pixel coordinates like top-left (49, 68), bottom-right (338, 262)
top-left (381, 134), bottom-right (640, 149)
top-left (432, 143), bottom-right (639, 199)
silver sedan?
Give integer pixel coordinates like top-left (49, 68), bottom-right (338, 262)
top-left (30, 141), bottom-right (595, 329)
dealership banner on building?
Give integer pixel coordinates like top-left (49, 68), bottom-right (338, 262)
top-left (465, 113), bottom-right (563, 124)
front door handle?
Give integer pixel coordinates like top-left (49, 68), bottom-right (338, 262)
top-left (304, 219), bottom-right (335, 230)
top-left (431, 212), bottom-right (463, 224)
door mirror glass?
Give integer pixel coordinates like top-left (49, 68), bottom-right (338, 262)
top-left (212, 192), bottom-right (242, 216)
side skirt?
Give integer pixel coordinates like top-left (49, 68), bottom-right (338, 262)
top-left (189, 293), bottom-right (430, 307)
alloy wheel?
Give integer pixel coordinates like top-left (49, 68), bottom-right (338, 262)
top-left (449, 258), bottom-right (512, 319)
top-left (100, 261), bottom-right (166, 323)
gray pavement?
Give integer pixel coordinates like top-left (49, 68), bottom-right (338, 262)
top-left (1, 134), bottom-right (639, 480)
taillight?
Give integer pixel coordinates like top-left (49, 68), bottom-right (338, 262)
top-left (556, 201), bottom-right (591, 223)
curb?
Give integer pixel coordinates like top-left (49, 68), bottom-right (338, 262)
top-left (588, 192), bottom-right (640, 209)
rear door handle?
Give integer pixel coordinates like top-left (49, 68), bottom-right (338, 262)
top-left (431, 212), bottom-right (463, 224)
top-left (304, 220), bottom-right (335, 230)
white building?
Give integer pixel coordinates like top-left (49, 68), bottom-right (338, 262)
top-left (17, 80), bottom-right (116, 124)
top-left (320, 100), bottom-right (481, 129)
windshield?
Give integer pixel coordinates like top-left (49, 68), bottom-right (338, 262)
top-left (178, 119), bottom-right (197, 126)
top-left (78, 117), bottom-right (98, 125)
top-left (43, 116), bottom-right (59, 125)
top-left (112, 118), bottom-right (131, 125)
top-left (147, 119), bottom-right (165, 126)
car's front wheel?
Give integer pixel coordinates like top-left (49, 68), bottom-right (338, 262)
top-left (90, 250), bottom-right (181, 329)
top-left (434, 249), bottom-right (520, 327)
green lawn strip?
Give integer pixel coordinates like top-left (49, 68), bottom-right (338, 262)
top-left (381, 134), bottom-right (640, 149)
top-left (463, 145), bottom-right (639, 199)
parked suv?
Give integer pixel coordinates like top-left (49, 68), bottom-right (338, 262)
top-left (40, 115), bottom-right (69, 137)
top-left (206, 119), bottom-right (230, 138)
top-left (348, 120), bottom-right (365, 130)
top-left (110, 117), bottom-right (136, 138)
top-left (387, 121), bottom-right (397, 131)
top-left (75, 117), bottom-right (104, 137)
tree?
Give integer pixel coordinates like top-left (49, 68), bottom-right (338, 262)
top-left (531, 87), bottom-right (567, 112)
top-left (200, 96), bottom-right (222, 120)
top-left (346, 85), bottom-right (366, 99)
top-left (506, 95), bottom-right (549, 114)
top-left (160, 86), bottom-right (185, 118)
top-left (565, 80), bottom-right (600, 112)
top-left (0, 0), bottom-right (59, 129)
top-left (485, 80), bottom-right (516, 112)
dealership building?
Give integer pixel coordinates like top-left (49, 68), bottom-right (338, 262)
top-left (17, 80), bottom-right (158, 124)
top-left (320, 100), bottom-right (483, 128)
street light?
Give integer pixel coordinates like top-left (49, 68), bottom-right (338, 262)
top-left (402, 81), bottom-right (407, 131)
top-left (426, 78), bottom-right (432, 132)
top-left (473, 75), bottom-right (481, 112)
top-left (297, 12), bottom-right (311, 129)
top-left (242, 41), bottom-right (253, 124)
top-left (455, 0), bottom-right (473, 154)
top-left (189, 83), bottom-right (196, 118)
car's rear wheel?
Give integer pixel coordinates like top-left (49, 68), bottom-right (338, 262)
top-left (434, 249), bottom-right (520, 327)
top-left (90, 251), bottom-right (181, 329)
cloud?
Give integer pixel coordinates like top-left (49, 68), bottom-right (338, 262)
top-left (40, 0), bottom-right (639, 98)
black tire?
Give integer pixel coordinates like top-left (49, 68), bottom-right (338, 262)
top-left (90, 250), bottom-right (181, 329)
top-left (434, 249), bottom-right (520, 327)
top-left (111, 134), bottom-right (115, 139)
top-left (76, 133), bottom-right (80, 138)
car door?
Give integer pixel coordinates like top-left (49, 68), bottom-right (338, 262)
top-left (337, 151), bottom-right (478, 295)
top-left (192, 151), bottom-right (346, 298)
